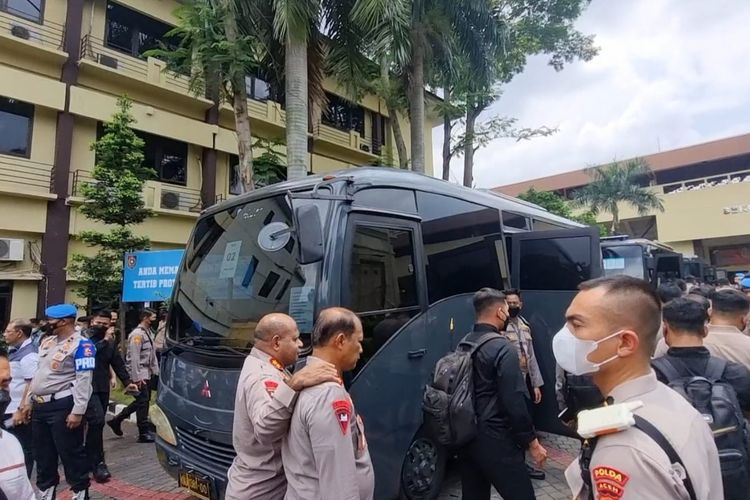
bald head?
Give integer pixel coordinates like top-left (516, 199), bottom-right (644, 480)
top-left (255, 313), bottom-right (298, 342)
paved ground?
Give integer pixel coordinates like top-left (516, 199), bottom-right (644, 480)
top-left (48, 422), bottom-right (578, 500)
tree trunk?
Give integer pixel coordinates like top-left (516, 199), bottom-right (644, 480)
top-left (388, 104), bottom-right (409, 169)
top-left (611, 204), bottom-right (619, 234)
top-left (285, 35), bottom-right (309, 180)
top-left (408, 30), bottom-right (426, 173)
top-left (222, 1), bottom-right (253, 192)
top-left (442, 86), bottom-right (452, 181)
top-left (463, 105), bottom-right (479, 187)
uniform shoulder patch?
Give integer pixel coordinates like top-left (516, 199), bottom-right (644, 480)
top-left (263, 379), bottom-right (279, 397)
top-left (74, 339), bottom-right (96, 372)
top-left (592, 465), bottom-right (629, 498)
top-left (332, 399), bottom-right (352, 435)
top-left (131, 334), bottom-right (143, 345)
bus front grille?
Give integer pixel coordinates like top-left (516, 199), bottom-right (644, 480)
top-left (176, 427), bottom-right (236, 469)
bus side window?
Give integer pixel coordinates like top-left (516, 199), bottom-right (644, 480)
top-left (518, 236), bottom-right (593, 290)
top-left (417, 192), bottom-right (506, 303)
top-left (348, 224), bottom-right (421, 373)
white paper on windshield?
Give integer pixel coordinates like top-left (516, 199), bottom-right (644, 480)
top-left (603, 257), bottom-right (626, 270)
top-left (289, 286), bottom-right (315, 333)
top-left (219, 240), bottom-right (243, 279)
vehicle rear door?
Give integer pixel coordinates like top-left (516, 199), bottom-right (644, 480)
top-left (510, 226), bottom-right (601, 434)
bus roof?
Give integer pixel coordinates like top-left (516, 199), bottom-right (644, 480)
top-left (601, 237), bottom-right (676, 253)
top-left (203, 167), bottom-right (583, 228)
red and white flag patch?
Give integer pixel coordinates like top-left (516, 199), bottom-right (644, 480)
top-left (264, 380), bottom-right (279, 397)
top-left (332, 399), bottom-right (352, 435)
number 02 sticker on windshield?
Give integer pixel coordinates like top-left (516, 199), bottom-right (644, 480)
top-left (219, 241), bottom-right (242, 279)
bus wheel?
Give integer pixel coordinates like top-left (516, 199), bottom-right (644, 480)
top-left (400, 430), bottom-right (446, 500)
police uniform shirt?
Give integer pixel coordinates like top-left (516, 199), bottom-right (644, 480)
top-left (704, 324), bottom-right (750, 370)
top-left (505, 317), bottom-right (544, 388)
top-left (282, 357), bottom-right (374, 500)
top-left (27, 331), bottom-right (96, 415)
top-left (126, 326), bottom-right (159, 381)
top-left (225, 348), bottom-right (298, 500)
top-left (564, 371), bottom-right (723, 499)
top-left (0, 430), bottom-right (36, 500)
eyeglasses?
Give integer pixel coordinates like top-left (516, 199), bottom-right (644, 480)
top-left (2, 329), bottom-right (18, 334)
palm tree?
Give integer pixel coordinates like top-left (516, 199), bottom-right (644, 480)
top-left (574, 158), bottom-right (664, 234)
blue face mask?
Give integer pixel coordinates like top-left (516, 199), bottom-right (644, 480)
top-left (552, 325), bottom-right (622, 376)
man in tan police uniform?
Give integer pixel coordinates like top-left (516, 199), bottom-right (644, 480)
top-left (702, 289), bottom-right (750, 369)
top-left (282, 308), bottom-right (374, 500)
top-left (108, 309), bottom-right (159, 442)
top-left (552, 276), bottom-right (722, 499)
top-left (225, 313), bottom-right (339, 500)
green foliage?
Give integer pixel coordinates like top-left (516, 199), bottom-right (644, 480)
top-left (252, 137), bottom-right (287, 188)
top-left (519, 187), bottom-right (608, 236)
top-left (574, 158), bottom-right (664, 233)
top-left (70, 97), bottom-right (153, 311)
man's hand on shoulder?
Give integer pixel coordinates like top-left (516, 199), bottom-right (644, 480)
top-left (287, 362), bottom-right (341, 391)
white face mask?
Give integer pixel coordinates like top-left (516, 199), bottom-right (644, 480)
top-left (552, 325), bottom-right (622, 375)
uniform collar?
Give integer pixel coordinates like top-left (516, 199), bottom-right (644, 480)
top-left (474, 323), bottom-right (499, 334)
top-left (666, 346), bottom-right (710, 358)
top-left (708, 324), bottom-right (744, 336)
top-left (250, 347), bottom-right (286, 371)
top-left (609, 370), bottom-right (659, 402)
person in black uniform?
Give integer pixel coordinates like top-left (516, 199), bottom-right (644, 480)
top-left (458, 288), bottom-right (547, 500)
top-left (85, 310), bottom-right (138, 483)
top-left (653, 297), bottom-right (750, 410)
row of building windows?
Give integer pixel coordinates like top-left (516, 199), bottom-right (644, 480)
top-left (0, 0), bottom-right (43, 23)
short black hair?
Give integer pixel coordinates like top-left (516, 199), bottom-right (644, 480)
top-left (685, 275), bottom-right (697, 284)
top-left (473, 288), bottom-right (506, 316)
top-left (93, 309), bottom-right (112, 319)
top-left (711, 289), bottom-right (750, 316)
top-left (140, 308), bottom-right (156, 321)
top-left (29, 318), bottom-right (41, 326)
top-left (673, 279), bottom-right (687, 292)
top-left (717, 278), bottom-right (731, 286)
top-left (312, 308), bottom-right (359, 347)
top-left (688, 284), bottom-right (714, 299)
top-left (656, 282), bottom-right (683, 304)
top-left (77, 316), bottom-right (91, 323)
top-left (579, 276), bottom-right (662, 352)
top-left (662, 298), bottom-right (708, 335)
top-left (503, 288), bottom-right (522, 299)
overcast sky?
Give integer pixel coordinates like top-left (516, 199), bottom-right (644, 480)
top-left (432, 0), bottom-right (750, 189)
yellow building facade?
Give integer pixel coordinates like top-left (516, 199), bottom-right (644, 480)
top-left (0, 0), bottom-right (438, 322)
top-left (495, 133), bottom-right (750, 277)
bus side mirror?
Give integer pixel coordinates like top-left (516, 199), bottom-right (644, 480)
top-left (295, 205), bottom-right (324, 264)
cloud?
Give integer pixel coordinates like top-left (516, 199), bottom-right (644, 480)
top-left (432, 0), bottom-right (750, 188)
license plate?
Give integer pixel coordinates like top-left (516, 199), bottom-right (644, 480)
top-left (178, 469), bottom-right (212, 500)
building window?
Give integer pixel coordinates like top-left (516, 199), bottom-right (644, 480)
top-left (96, 124), bottom-right (187, 185)
top-left (1, 0), bottom-right (44, 23)
top-left (322, 93), bottom-right (365, 136)
top-left (105, 1), bottom-right (175, 58)
top-left (228, 154), bottom-right (242, 195)
top-left (244, 75), bottom-right (270, 102)
top-left (0, 97), bottom-right (33, 158)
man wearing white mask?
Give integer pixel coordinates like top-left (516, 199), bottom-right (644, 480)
top-left (554, 276), bottom-right (722, 500)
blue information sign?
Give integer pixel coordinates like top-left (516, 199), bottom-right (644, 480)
top-left (122, 250), bottom-right (185, 303)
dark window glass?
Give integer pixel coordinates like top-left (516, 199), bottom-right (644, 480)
top-left (349, 226), bottom-right (418, 312)
top-left (348, 224), bottom-right (420, 375)
top-left (502, 212), bottom-right (529, 230)
top-left (533, 219), bottom-right (565, 231)
top-left (418, 192), bottom-right (505, 303)
top-left (228, 154), bottom-right (242, 195)
top-left (0, 97), bottom-right (33, 157)
top-left (353, 188), bottom-right (417, 214)
top-left (322, 93), bottom-right (366, 136)
top-left (105, 2), bottom-right (175, 58)
top-left (258, 271), bottom-right (280, 298)
top-left (518, 236), bottom-right (592, 290)
top-left (5, 0), bottom-right (43, 22)
top-left (245, 75), bottom-right (270, 101)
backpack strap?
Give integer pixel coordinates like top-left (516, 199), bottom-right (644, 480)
top-left (704, 356), bottom-right (727, 382)
top-left (651, 356), bottom-right (683, 382)
top-left (460, 332), bottom-right (503, 423)
top-left (579, 437), bottom-right (599, 500)
top-left (633, 415), bottom-right (698, 500)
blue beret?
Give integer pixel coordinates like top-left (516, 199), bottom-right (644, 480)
top-left (45, 304), bottom-right (78, 319)
top-left (741, 277), bottom-right (750, 290)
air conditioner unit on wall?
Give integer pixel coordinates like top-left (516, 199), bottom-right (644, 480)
top-left (161, 191), bottom-right (180, 210)
top-left (0, 239), bottom-right (24, 262)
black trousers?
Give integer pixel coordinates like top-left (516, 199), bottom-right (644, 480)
top-left (32, 396), bottom-right (90, 493)
top-left (2, 414), bottom-right (34, 477)
top-left (459, 432), bottom-right (535, 500)
top-left (85, 391), bottom-right (109, 468)
top-left (114, 384), bottom-right (151, 434)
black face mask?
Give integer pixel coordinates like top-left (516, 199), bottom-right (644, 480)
top-left (0, 389), bottom-right (11, 416)
top-left (43, 321), bottom-right (60, 333)
top-left (89, 326), bottom-right (107, 338)
top-left (508, 307), bottom-right (521, 318)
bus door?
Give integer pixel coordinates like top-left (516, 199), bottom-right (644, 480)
top-left (510, 227), bottom-right (602, 434)
top-left (340, 211), bottom-right (434, 499)
top-left (654, 253), bottom-right (683, 283)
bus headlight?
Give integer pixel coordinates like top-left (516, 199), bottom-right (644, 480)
top-left (151, 404), bottom-right (177, 446)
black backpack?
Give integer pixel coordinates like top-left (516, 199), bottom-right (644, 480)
top-left (652, 356), bottom-right (750, 500)
top-left (422, 332), bottom-right (498, 448)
